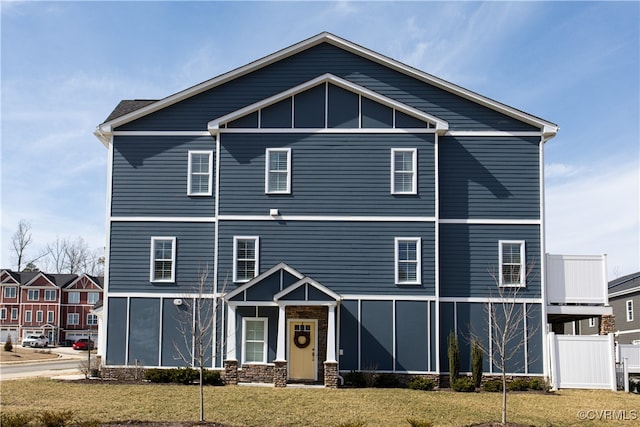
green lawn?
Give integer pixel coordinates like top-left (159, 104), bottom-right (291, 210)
top-left (0, 379), bottom-right (637, 426)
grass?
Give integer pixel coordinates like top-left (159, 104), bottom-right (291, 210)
top-left (0, 346), bottom-right (59, 363)
top-left (1, 379), bottom-right (638, 426)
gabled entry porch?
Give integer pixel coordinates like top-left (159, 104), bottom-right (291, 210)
top-left (223, 263), bottom-right (341, 388)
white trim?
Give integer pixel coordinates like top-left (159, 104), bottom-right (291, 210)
top-left (242, 317), bottom-right (268, 364)
top-left (615, 328), bottom-right (640, 335)
top-left (340, 294), bottom-right (437, 301)
top-left (233, 236), bottom-right (260, 283)
top-left (112, 131), bottom-right (211, 136)
top-left (498, 240), bottom-right (526, 287)
top-left (107, 292), bottom-right (221, 299)
top-left (390, 148), bottom-right (418, 195)
top-left (546, 305), bottom-right (612, 316)
top-left (440, 296), bottom-right (542, 304)
top-left (445, 131), bottom-right (544, 137)
top-left (110, 216), bottom-right (216, 222)
top-left (274, 277), bottom-right (341, 302)
top-left (101, 136), bottom-right (113, 359)
top-left (609, 288), bottom-right (640, 298)
top-left (439, 218), bottom-right (540, 225)
top-left (225, 262), bottom-right (305, 301)
top-left (187, 150), bottom-right (213, 196)
top-left (214, 134), bottom-right (221, 294)
top-left (219, 214), bottom-right (436, 222)
top-left (394, 237), bottom-right (422, 285)
top-left (265, 147), bottom-right (291, 194)
top-left (150, 237), bottom-right (177, 283)
top-left (218, 128), bottom-right (437, 134)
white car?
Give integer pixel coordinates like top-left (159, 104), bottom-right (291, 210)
top-left (21, 335), bottom-right (48, 348)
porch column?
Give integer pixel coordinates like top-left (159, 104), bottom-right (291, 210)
top-left (326, 304), bottom-right (337, 363)
top-left (275, 304), bottom-right (286, 361)
top-left (226, 304), bottom-right (236, 361)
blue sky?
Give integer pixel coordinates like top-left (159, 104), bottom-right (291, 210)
top-left (1, 1), bottom-right (638, 278)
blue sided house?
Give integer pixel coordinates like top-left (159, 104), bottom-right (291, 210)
top-left (94, 33), bottom-right (612, 388)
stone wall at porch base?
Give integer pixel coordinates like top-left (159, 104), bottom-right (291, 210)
top-left (224, 360), bottom-right (238, 385)
top-left (324, 361), bottom-right (339, 388)
top-left (237, 363), bottom-right (275, 384)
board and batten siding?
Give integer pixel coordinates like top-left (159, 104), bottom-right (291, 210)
top-left (439, 136), bottom-right (540, 219)
top-left (109, 222), bottom-right (215, 293)
top-left (218, 220), bottom-right (435, 296)
top-left (116, 43), bottom-right (539, 133)
top-left (219, 133), bottom-right (435, 217)
top-left (438, 223), bottom-right (541, 298)
top-left (111, 136), bottom-right (216, 217)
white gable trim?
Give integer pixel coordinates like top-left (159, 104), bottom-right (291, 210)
top-left (207, 73), bottom-right (448, 134)
top-left (274, 277), bottom-right (341, 302)
top-left (23, 272), bottom-right (57, 288)
top-left (64, 274), bottom-right (103, 290)
top-left (223, 262), bottom-right (305, 301)
top-left (95, 32), bottom-right (557, 143)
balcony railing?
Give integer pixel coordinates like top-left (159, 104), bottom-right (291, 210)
top-left (546, 254), bottom-right (608, 305)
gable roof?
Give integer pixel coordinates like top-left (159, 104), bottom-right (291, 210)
top-left (95, 32), bottom-right (558, 146)
top-left (609, 271), bottom-right (640, 298)
top-left (64, 274), bottom-right (104, 290)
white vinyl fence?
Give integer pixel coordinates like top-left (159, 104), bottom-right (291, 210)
top-left (617, 344), bottom-right (640, 373)
top-left (548, 333), bottom-right (616, 390)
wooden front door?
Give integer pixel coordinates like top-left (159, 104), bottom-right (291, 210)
top-left (288, 320), bottom-right (317, 380)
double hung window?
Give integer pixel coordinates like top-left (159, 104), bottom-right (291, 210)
top-left (25, 311), bottom-right (32, 322)
top-left (27, 289), bottom-right (39, 301)
top-left (87, 292), bottom-right (100, 305)
top-left (44, 289), bottom-right (56, 301)
top-left (150, 237), bottom-right (176, 282)
top-left (36, 311), bottom-right (43, 323)
top-left (627, 300), bottom-right (634, 322)
top-left (87, 314), bottom-right (98, 326)
top-left (187, 151), bottom-right (213, 196)
top-left (265, 148), bottom-right (291, 194)
top-left (48, 311), bottom-right (55, 323)
top-left (68, 292), bottom-right (80, 304)
top-left (391, 148), bottom-right (417, 194)
top-left (67, 313), bottom-right (79, 325)
top-left (395, 238), bottom-right (421, 285)
top-left (4, 287), bottom-right (16, 298)
top-left (0, 308), bottom-right (6, 320)
top-left (499, 241), bottom-right (526, 287)
top-left (242, 318), bottom-right (267, 363)
top-left (11, 308), bottom-right (18, 320)
top-left (234, 237), bottom-right (259, 283)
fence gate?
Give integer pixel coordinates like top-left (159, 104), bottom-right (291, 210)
top-left (548, 333), bottom-right (616, 390)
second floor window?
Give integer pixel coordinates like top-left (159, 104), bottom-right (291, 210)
top-left (27, 289), bottom-right (39, 301)
top-left (48, 311), bottom-right (55, 323)
top-left (68, 292), bottom-right (80, 304)
top-left (391, 148), bottom-right (417, 194)
top-left (36, 311), bottom-right (43, 323)
top-left (499, 241), bottom-right (526, 287)
top-left (25, 311), bottom-right (32, 322)
top-left (187, 151), bottom-right (213, 196)
top-left (0, 308), bottom-right (6, 320)
top-left (150, 237), bottom-right (176, 282)
top-left (87, 314), bottom-right (98, 325)
top-left (627, 300), bottom-right (634, 322)
top-left (67, 313), bottom-right (79, 325)
top-left (265, 148), bottom-right (291, 194)
top-left (234, 237), bottom-right (259, 283)
top-left (4, 286), bottom-right (16, 298)
top-left (395, 238), bottom-right (421, 285)
top-left (87, 292), bottom-right (100, 305)
top-left (44, 289), bottom-right (56, 301)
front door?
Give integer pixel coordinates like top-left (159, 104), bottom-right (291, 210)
top-left (288, 320), bottom-right (317, 380)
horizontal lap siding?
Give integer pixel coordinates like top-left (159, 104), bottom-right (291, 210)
top-left (439, 224), bottom-right (541, 298)
top-left (109, 222), bottom-right (215, 293)
top-left (439, 136), bottom-right (540, 219)
top-left (112, 136), bottom-right (215, 217)
top-left (220, 133), bottom-right (434, 216)
top-left (218, 220), bottom-right (435, 296)
top-left (117, 44), bottom-right (538, 132)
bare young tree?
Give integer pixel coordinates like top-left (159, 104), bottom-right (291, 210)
top-left (64, 236), bottom-right (90, 274)
top-left (172, 267), bottom-right (221, 423)
top-left (10, 219), bottom-right (45, 271)
top-left (44, 236), bottom-right (69, 273)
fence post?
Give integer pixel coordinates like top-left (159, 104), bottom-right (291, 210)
top-left (547, 332), bottom-right (558, 390)
top-left (607, 333), bottom-right (617, 391)
top-left (623, 358), bottom-right (629, 392)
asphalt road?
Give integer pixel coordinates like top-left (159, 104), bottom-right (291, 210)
top-left (0, 348), bottom-right (86, 380)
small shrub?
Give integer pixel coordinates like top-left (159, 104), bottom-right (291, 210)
top-left (335, 422), bottom-right (366, 427)
top-left (144, 368), bottom-right (170, 383)
top-left (375, 373), bottom-right (399, 388)
top-left (172, 367), bottom-right (198, 384)
top-left (408, 377), bottom-right (435, 391)
top-left (483, 379), bottom-right (503, 392)
top-left (407, 419), bottom-right (433, 427)
top-left (471, 338), bottom-right (483, 388)
top-left (202, 369), bottom-right (223, 385)
top-left (344, 370), bottom-right (366, 387)
top-left (528, 377), bottom-right (548, 391)
top-left (1, 412), bottom-right (34, 427)
top-left (37, 410), bottom-right (74, 427)
top-left (507, 378), bottom-right (530, 391)
top-left (4, 335), bottom-right (13, 352)
top-left (452, 376), bottom-right (476, 392)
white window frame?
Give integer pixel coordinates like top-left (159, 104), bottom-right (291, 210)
top-left (68, 291), bottom-right (80, 304)
top-left (626, 300), bottom-right (634, 322)
top-left (25, 310), bottom-right (32, 323)
top-left (36, 310), bottom-right (43, 323)
top-left (0, 308), bottom-right (6, 320)
top-left (150, 237), bottom-right (177, 283)
top-left (87, 292), bottom-right (100, 305)
top-left (67, 313), bottom-right (79, 326)
top-left (395, 237), bottom-right (422, 285)
top-left (187, 150), bottom-right (213, 196)
top-left (498, 240), bottom-right (526, 287)
top-left (11, 308), bottom-right (18, 320)
top-left (265, 148), bottom-right (291, 194)
top-left (242, 317), bottom-right (268, 364)
top-left (27, 289), bottom-right (39, 301)
top-left (4, 286), bottom-right (16, 298)
top-left (391, 148), bottom-right (417, 195)
top-left (233, 236), bottom-right (259, 283)
top-left (588, 317), bottom-right (596, 328)
top-left (44, 289), bottom-right (56, 301)
top-left (47, 311), bottom-right (55, 323)
top-left (87, 314), bottom-right (98, 326)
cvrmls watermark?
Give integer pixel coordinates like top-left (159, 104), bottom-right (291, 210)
top-left (577, 409), bottom-right (637, 421)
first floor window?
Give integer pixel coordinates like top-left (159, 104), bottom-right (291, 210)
top-left (627, 300), bottom-right (634, 322)
top-left (243, 318), bottom-right (267, 363)
top-left (68, 291), bottom-right (80, 304)
top-left (36, 311), bottom-right (43, 323)
top-left (499, 241), bottom-right (526, 287)
top-left (27, 289), bottom-right (39, 301)
top-left (265, 148), bottom-right (291, 194)
top-left (588, 317), bottom-right (596, 328)
top-left (395, 237), bottom-right (421, 285)
top-left (234, 236), bottom-right (259, 282)
top-left (44, 289), bottom-right (56, 301)
top-left (48, 311), bottom-right (55, 323)
top-left (150, 237), bottom-right (176, 282)
top-left (67, 313), bottom-right (79, 325)
top-left (0, 308), bottom-right (6, 320)
top-left (87, 314), bottom-right (98, 325)
top-left (391, 148), bottom-right (417, 194)
top-left (188, 150), bottom-right (213, 196)
top-left (4, 286), bottom-right (16, 298)
top-left (11, 308), bottom-right (18, 320)
top-left (25, 311), bottom-right (32, 322)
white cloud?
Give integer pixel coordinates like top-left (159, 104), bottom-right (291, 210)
top-left (545, 162), bottom-right (582, 180)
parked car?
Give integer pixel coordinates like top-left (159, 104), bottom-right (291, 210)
top-left (72, 338), bottom-right (95, 350)
top-left (21, 335), bottom-right (48, 348)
